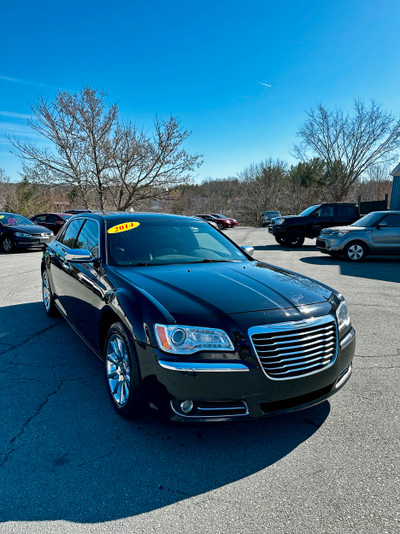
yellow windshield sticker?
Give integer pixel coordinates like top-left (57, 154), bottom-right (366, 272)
top-left (107, 221), bottom-right (140, 234)
top-left (0, 215), bottom-right (4, 219)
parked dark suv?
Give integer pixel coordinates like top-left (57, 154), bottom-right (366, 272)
top-left (268, 203), bottom-right (360, 247)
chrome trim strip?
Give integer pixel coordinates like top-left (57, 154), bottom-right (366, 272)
top-left (249, 316), bottom-right (334, 335)
top-left (196, 405), bottom-right (245, 412)
top-left (335, 363), bottom-right (352, 389)
top-left (158, 360), bottom-right (250, 372)
top-left (340, 328), bottom-right (356, 350)
top-left (170, 400), bottom-right (249, 418)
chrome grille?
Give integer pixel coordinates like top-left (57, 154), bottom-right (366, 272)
top-left (249, 316), bottom-right (338, 380)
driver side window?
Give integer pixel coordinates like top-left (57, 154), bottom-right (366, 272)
top-left (59, 219), bottom-right (84, 248)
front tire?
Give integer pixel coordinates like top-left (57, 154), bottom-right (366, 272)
top-left (42, 270), bottom-right (59, 317)
top-left (104, 322), bottom-right (143, 419)
top-left (284, 229), bottom-right (304, 247)
top-left (344, 241), bottom-right (367, 261)
top-left (274, 236), bottom-right (284, 245)
top-left (1, 236), bottom-right (13, 253)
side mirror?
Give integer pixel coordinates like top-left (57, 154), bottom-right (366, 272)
top-left (241, 245), bottom-right (254, 257)
top-left (65, 249), bottom-right (93, 262)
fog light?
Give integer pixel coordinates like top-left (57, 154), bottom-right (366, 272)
top-left (180, 400), bottom-right (194, 414)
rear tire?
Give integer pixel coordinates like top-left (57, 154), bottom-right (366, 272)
top-left (344, 241), bottom-right (367, 262)
top-left (284, 229), bottom-right (304, 247)
top-left (104, 322), bottom-right (143, 419)
top-left (217, 223), bottom-right (224, 230)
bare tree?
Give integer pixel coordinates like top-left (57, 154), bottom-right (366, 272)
top-left (10, 86), bottom-right (201, 210)
top-left (238, 159), bottom-right (288, 225)
top-left (294, 100), bottom-right (400, 200)
top-left (0, 169), bottom-right (11, 210)
top-left (107, 117), bottom-right (201, 211)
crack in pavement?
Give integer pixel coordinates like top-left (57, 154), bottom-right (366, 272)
top-left (0, 373), bottom-right (104, 468)
top-left (0, 323), bottom-right (61, 357)
top-left (0, 379), bottom-right (64, 468)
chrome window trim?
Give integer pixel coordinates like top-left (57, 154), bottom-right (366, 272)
top-left (249, 315), bottom-right (338, 381)
top-left (158, 360), bottom-right (250, 372)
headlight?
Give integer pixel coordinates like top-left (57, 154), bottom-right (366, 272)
top-left (336, 300), bottom-right (351, 331)
top-left (15, 232), bottom-right (32, 238)
top-left (274, 218), bottom-right (285, 225)
top-left (331, 231), bottom-right (349, 238)
top-left (155, 324), bottom-right (234, 354)
top-left (41, 232), bottom-right (52, 238)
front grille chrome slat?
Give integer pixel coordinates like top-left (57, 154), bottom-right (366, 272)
top-left (249, 316), bottom-right (338, 381)
top-left (255, 338), bottom-right (336, 357)
top-left (253, 331), bottom-right (335, 349)
top-left (259, 346), bottom-right (335, 365)
top-left (251, 324), bottom-right (334, 342)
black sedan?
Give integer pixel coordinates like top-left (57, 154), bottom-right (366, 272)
top-left (41, 212), bottom-right (355, 423)
top-left (0, 212), bottom-right (53, 253)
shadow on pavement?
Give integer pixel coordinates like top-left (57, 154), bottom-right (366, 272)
top-left (0, 302), bottom-right (330, 523)
top-left (253, 244), bottom-right (317, 252)
top-left (300, 255), bottom-right (400, 284)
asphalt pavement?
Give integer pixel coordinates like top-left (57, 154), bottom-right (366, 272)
top-left (0, 228), bottom-right (399, 534)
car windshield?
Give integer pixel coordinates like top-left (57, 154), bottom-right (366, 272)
top-left (352, 212), bottom-right (381, 227)
top-left (0, 213), bottom-right (35, 226)
top-left (265, 211), bottom-right (280, 216)
top-left (107, 219), bottom-right (248, 266)
top-left (298, 205), bottom-right (321, 216)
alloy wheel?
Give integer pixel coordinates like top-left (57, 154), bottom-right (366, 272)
top-left (42, 272), bottom-right (51, 312)
top-left (106, 334), bottom-right (131, 407)
top-left (2, 237), bottom-right (13, 253)
top-left (346, 243), bottom-right (365, 261)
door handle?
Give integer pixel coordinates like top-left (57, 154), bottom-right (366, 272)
top-left (62, 262), bottom-right (71, 270)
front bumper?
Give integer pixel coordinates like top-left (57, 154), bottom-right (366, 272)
top-left (13, 236), bottom-right (51, 249)
top-left (316, 236), bottom-right (346, 253)
top-left (268, 224), bottom-right (285, 237)
top-left (138, 326), bottom-right (356, 423)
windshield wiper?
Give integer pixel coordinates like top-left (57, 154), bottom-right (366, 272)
top-left (196, 259), bottom-right (236, 263)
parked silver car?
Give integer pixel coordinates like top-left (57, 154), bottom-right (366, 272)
top-left (261, 210), bottom-right (281, 227)
top-left (316, 211), bottom-right (400, 261)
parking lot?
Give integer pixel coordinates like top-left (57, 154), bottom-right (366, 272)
top-left (0, 226), bottom-right (399, 534)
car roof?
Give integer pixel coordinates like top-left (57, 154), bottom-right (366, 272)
top-left (74, 212), bottom-right (207, 224)
top-left (365, 210), bottom-right (400, 215)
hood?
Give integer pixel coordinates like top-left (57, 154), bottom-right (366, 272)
top-left (7, 224), bottom-right (51, 234)
top-left (113, 261), bottom-right (333, 318)
top-left (322, 225), bottom-right (365, 233)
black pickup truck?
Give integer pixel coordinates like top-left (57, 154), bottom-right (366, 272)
top-left (268, 203), bottom-right (360, 247)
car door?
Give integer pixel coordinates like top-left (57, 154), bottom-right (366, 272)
top-left (371, 213), bottom-right (400, 252)
top-left (69, 218), bottom-right (106, 346)
top-left (335, 205), bottom-right (359, 226)
top-left (48, 217), bottom-right (85, 318)
top-left (308, 206), bottom-right (335, 237)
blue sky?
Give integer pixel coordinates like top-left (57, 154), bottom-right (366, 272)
top-left (1, 0), bottom-right (399, 182)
